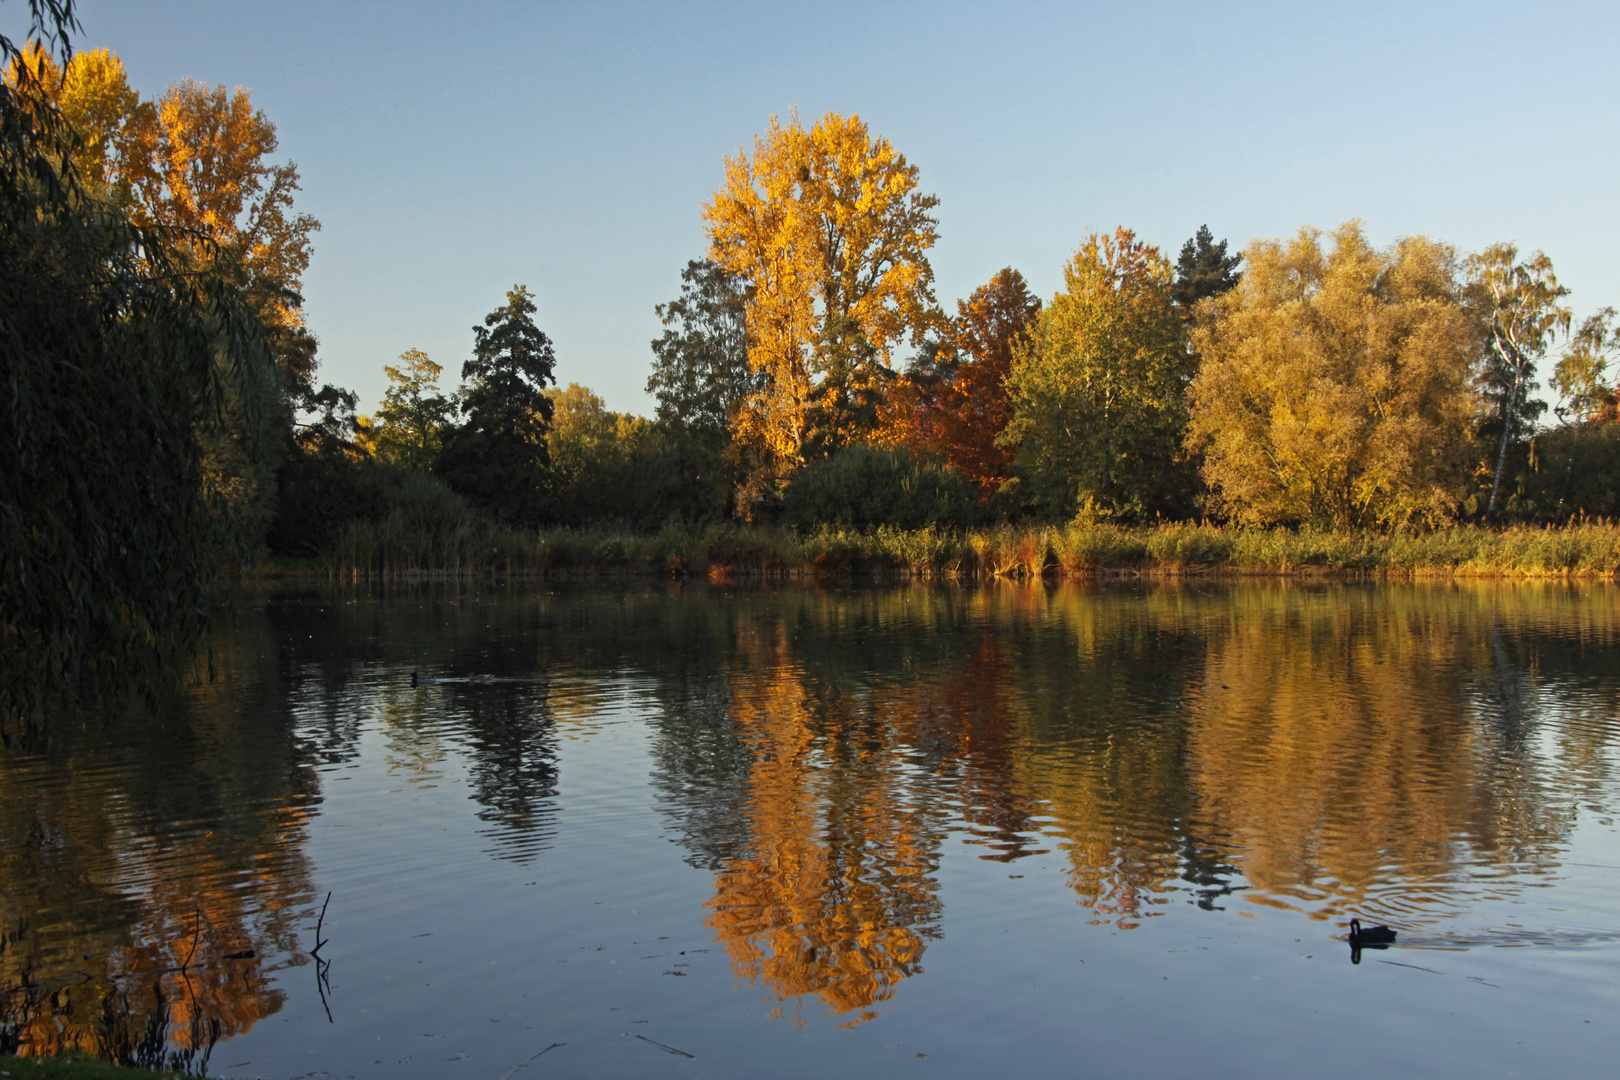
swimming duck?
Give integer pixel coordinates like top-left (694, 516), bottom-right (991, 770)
top-left (410, 672), bottom-right (438, 687)
top-left (469, 673), bottom-right (494, 684)
top-left (1348, 918), bottom-right (1397, 945)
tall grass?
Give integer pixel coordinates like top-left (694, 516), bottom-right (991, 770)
top-left (308, 520), bottom-right (1620, 580)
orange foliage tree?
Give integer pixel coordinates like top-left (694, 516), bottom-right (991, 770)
top-left (8, 47), bottom-right (321, 399)
top-left (703, 111), bottom-right (940, 487)
top-left (910, 268), bottom-right (1041, 503)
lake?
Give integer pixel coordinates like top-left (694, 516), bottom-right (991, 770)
top-left (3, 580), bottom-right (1619, 1079)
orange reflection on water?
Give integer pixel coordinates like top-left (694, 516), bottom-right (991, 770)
top-left (0, 762), bottom-right (311, 1067)
top-left (0, 614), bottom-right (320, 1070)
top-left (705, 616), bottom-right (942, 1026)
top-left (1184, 587), bottom-right (1576, 926)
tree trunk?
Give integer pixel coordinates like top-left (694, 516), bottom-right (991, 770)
top-left (1486, 405), bottom-right (1513, 520)
top-left (1486, 326), bottom-right (1521, 522)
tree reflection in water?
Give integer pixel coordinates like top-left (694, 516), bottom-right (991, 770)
top-left (0, 599), bottom-right (322, 1072)
top-left (662, 581), bottom-right (1620, 1020)
top-left (704, 616), bottom-right (943, 1027)
top-left (3, 581), bottom-right (1618, 1057)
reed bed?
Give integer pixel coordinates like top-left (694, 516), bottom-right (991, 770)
top-left (306, 519), bottom-right (1620, 581)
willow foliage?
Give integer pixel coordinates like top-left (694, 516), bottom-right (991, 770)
top-left (1, 4), bottom-right (278, 742)
top-left (1187, 223), bottom-right (1480, 528)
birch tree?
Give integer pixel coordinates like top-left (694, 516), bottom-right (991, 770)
top-left (1464, 244), bottom-right (1571, 519)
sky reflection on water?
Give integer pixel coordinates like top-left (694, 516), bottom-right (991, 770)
top-left (3, 581), bottom-right (1619, 1077)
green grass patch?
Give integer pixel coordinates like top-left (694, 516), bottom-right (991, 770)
top-left (0, 1053), bottom-right (187, 1080)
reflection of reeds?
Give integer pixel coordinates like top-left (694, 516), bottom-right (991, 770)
top-left (98, 976), bottom-right (219, 1077)
top-left (305, 522), bottom-right (1620, 580)
top-left (1, 970), bottom-right (219, 1077)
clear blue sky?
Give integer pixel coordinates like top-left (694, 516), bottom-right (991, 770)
top-left (25, 0), bottom-right (1620, 415)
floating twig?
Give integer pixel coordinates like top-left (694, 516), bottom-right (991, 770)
top-left (1376, 959), bottom-right (1443, 975)
top-left (312, 891), bottom-right (332, 957)
top-left (309, 890), bottom-right (334, 1022)
top-left (497, 1042), bottom-right (564, 1080)
top-left (635, 1034), bottom-right (694, 1058)
top-left (315, 953), bottom-right (333, 1024)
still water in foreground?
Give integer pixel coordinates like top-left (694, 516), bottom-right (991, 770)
top-left (3, 581), bottom-right (1620, 1078)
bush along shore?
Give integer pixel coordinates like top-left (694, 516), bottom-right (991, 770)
top-left (281, 520), bottom-right (1620, 581)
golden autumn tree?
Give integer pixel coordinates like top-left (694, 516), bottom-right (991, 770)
top-left (703, 111), bottom-right (940, 489)
top-left (140, 76), bottom-right (324, 538)
top-left (911, 268), bottom-right (1041, 503)
top-left (7, 48), bottom-right (321, 399)
top-left (4, 43), bottom-right (152, 192)
top-left (141, 78), bottom-right (321, 392)
top-left (1187, 223), bottom-right (1481, 527)
top-left (16, 48), bottom-right (343, 546)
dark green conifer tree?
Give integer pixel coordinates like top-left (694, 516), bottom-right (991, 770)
top-left (437, 285), bottom-right (557, 525)
top-left (1172, 224), bottom-right (1242, 317)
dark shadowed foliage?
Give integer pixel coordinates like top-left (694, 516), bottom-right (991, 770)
top-left (647, 258), bottom-right (755, 436)
top-left (1526, 422), bottom-right (1620, 522)
top-left (1171, 224), bottom-right (1242, 317)
top-left (781, 446), bottom-right (979, 530)
top-left (437, 285), bottom-right (557, 527)
top-left (0, 1), bottom-right (280, 744)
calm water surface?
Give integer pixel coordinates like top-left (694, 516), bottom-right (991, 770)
top-left (4, 581), bottom-right (1620, 1078)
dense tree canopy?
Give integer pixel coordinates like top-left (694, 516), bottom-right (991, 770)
top-left (647, 258), bottom-right (755, 436)
top-left (909, 268), bottom-right (1041, 504)
top-left (8, 38), bottom-right (344, 546)
top-left (1188, 223), bottom-right (1480, 527)
top-left (781, 446), bottom-right (978, 530)
top-left (11, 46), bottom-right (321, 394)
top-left (1, 4), bottom-right (282, 739)
top-left (1004, 229), bottom-right (1192, 520)
top-left (14, 3), bottom-right (1620, 685)
top-left (365, 349), bottom-right (455, 470)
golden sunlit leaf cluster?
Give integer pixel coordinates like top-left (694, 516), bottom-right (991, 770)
top-left (704, 111), bottom-right (940, 478)
top-left (1188, 223), bottom-right (1480, 527)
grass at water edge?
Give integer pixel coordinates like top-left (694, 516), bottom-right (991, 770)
top-left (0, 1054), bottom-right (188, 1080)
top-left (257, 522), bottom-right (1620, 581)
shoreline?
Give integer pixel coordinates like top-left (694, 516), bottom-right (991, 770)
top-left (247, 522), bottom-right (1620, 583)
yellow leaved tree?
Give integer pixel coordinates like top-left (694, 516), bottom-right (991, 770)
top-left (8, 47), bottom-right (320, 396)
top-left (9, 45), bottom-right (328, 536)
top-left (1187, 222), bottom-right (1481, 527)
top-left (703, 111), bottom-right (940, 498)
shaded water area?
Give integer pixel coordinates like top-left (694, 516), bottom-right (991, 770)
top-left (4, 581), bottom-right (1620, 1078)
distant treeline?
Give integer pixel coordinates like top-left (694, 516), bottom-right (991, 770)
top-left (296, 113), bottom-right (1620, 557)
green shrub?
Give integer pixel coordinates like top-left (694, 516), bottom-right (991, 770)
top-left (782, 447), bottom-right (980, 530)
top-left (1529, 424), bottom-right (1620, 521)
